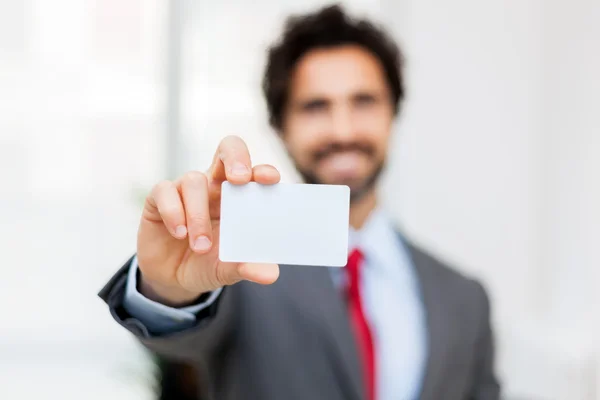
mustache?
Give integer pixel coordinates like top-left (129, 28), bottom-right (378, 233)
top-left (312, 142), bottom-right (376, 162)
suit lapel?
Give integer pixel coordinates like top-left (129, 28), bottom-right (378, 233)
top-left (279, 265), bottom-right (364, 400)
top-left (277, 237), bottom-right (452, 400)
top-left (405, 242), bottom-right (452, 400)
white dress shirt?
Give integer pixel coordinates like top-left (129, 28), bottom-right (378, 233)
top-left (123, 208), bottom-right (427, 400)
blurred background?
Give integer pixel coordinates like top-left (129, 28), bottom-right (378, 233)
top-left (0, 0), bottom-right (598, 399)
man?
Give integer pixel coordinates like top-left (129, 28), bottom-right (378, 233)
top-left (100, 5), bottom-right (500, 400)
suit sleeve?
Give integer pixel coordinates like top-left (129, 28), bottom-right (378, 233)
top-left (122, 255), bottom-right (223, 334)
top-left (97, 255), bottom-right (236, 365)
top-left (470, 282), bottom-right (501, 400)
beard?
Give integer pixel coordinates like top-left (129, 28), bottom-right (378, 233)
top-left (292, 141), bottom-right (385, 203)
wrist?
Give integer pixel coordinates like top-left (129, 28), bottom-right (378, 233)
top-left (138, 274), bottom-right (204, 308)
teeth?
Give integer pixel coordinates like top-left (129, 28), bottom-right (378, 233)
top-left (324, 153), bottom-right (361, 173)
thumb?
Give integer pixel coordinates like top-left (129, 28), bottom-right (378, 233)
top-left (234, 262), bottom-right (280, 285)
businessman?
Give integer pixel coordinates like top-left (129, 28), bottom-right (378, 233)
top-left (100, 5), bottom-right (500, 400)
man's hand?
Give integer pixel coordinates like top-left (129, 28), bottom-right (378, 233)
top-left (137, 135), bottom-right (281, 307)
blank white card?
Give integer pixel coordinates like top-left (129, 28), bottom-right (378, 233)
top-left (219, 182), bottom-right (350, 267)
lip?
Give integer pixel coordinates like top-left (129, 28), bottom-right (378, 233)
top-left (318, 152), bottom-right (364, 178)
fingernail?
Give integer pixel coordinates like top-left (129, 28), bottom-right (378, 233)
top-left (231, 162), bottom-right (249, 176)
top-left (175, 225), bottom-right (187, 237)
top-left (194, 236), bottom-right (212, 251)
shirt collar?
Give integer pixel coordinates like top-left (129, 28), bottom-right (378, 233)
top-left (348, 207), bottom-right (400, 273)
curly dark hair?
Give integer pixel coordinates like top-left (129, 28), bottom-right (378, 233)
top-left (262, 4), bottom-right (405, 131)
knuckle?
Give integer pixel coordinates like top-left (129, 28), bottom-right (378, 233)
top-left (182, 171), bottom-right (207, 185)
top-left (153, 180), bottom-right (173, 195)
top-left (217, 264), bottom-right (239, 287)
top-left (159, 206), bottom-right (181, 220)
top-left (214, 268), bottom-right (227, 287)
top-left (187, 213), bottom-right (210, 227)
top-left (220, 136), bottom-right (248, 157)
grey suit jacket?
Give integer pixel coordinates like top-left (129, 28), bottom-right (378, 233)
top-left (99, 238), bottom-right (500, 400)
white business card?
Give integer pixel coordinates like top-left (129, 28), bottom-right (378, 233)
top-left (219, 182), bottom-right (350, 267)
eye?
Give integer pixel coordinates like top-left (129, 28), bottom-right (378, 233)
top-left (354, 94), bottom-right (377, 106)
top-left (301, 99), bottom-right (328, 112)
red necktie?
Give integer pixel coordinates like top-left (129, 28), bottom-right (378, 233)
top-left (345, 248), bottom-right (376, 400)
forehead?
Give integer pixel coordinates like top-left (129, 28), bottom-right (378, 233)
top-left (288, 45), bottom-right (389, 99)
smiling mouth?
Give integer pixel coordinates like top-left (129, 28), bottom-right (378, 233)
top-left (318, 152), bottom-right (365, 177)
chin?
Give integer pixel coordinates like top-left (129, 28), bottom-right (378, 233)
top-left (297, 163), bottom-right (382, 193)
top-left (321, 175), bottom-right (367, 189)
top-left (318, 169), bottom-right (365, 184)
top-left (322, 170), bottom-right (382, 200)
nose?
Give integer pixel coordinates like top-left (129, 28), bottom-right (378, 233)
top-left (330, 104), bottom-right (355, 141)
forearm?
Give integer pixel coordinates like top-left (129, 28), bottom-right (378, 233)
top-left (99, 255), bottom-right (234, 363)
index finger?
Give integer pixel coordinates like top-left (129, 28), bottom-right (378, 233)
top-left (208, 135), bottom-right (252, 184)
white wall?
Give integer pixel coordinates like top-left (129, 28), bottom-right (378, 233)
top-left (542, 0), bottom-right (600, 337)
top-left (380, 0), bottom-right (599, 398)
top-left (0, 1), bottom-right (164, 398)
top-left (541, 0), bottom-right (600, 397)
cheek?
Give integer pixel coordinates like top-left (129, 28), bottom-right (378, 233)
top-left (373, 129), bottom-right (393, 157)
top-left (355, 109), bottom-right (393, 143)
top-left (357, 129), bottom-right (392, 161)
top-left (285, 115), bottom-right (323, 145)
top-left (283, 128), bottom-right (319, 166)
